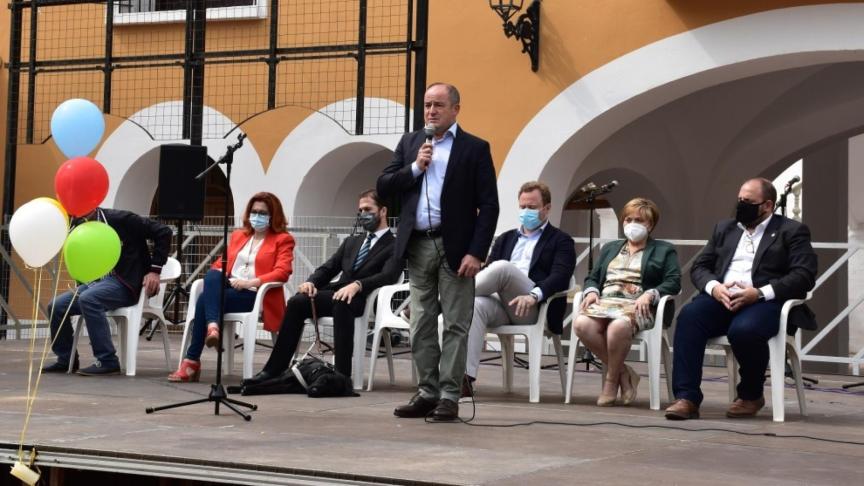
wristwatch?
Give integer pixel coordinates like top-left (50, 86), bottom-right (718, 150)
top-left (756, 289), bottom-right (765, 302)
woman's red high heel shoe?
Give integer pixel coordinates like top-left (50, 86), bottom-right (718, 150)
top-left (168, 359), bottom-right (201, 382)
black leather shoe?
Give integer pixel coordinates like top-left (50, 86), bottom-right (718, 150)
top-left (393, 392), bottom-right (438, 418)
top-left (242, 369), bottom-right (277, 386)
top-left (432, 398), bottom-right (459, 422)
top-left (76, 362), bottom-right (121, 376)
top-left (42, 359), bottom-right (78, 373)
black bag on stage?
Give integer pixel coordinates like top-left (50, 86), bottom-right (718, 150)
top-left (232, 357), bottom-right (357, 398)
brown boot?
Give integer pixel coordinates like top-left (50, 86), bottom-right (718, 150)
top-left (664, 399), bottom-right (700, 420)
top-left (726, 397), bottom-right (765, 418)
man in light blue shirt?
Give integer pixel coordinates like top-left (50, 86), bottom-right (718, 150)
top-left (465, 181), bottom-right (575, 397)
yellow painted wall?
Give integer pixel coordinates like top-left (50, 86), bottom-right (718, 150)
top-left (425, 0), bottom-right (861, 173)
top-left (4, 0), bottom-right (861, 208)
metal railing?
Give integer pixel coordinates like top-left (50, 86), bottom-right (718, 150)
top-left (572, 237), bottom-right (864, 375)
top-left (0, 216), bottom-right (380, 340)
top-left (2, 224), bottom-right (861, 374)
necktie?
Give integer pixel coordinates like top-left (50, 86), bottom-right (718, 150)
top-left (353, 233), bottom-right (375, 271)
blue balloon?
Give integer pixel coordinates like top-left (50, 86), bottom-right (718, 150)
top-left (50, 99), bottom-right (105, 158)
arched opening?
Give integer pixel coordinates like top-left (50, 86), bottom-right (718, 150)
top-left (493, 5), bottom-right (864, 374)
top-left (496, 3), bottom-right (864, 231)
top-left (293, 142), bottom-right (394, 218)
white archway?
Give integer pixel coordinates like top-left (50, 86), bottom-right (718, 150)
top-left (497, 3), bottom-right (864, 231)
top-left (268, 97), bottom-right (405, 217)
top-left (97, 102), bottom-right (259, 218)
top-left (97, 98), bottom-right (406, 221)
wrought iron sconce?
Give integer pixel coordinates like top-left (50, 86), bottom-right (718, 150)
top-left (489, 0), bottom-right (541, 72)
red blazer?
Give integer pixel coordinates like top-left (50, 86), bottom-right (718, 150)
top-left (213, 229), bottom-right (295, 332)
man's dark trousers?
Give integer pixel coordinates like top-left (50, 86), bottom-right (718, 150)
top-left (673, 293), bottom-right (781, 405)
top-left (262, 290), bottom-right (364, 378)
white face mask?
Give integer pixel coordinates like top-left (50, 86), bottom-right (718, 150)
top-left (623, 223), bottom-right (649, 243)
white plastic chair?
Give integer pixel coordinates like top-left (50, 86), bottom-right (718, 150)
top-left (178, 278), bottom-right (285, 379)
top-left (69, 257), bottom-right (181, 376)
top-left (488, 282), bottom-right (573, 403)
top-left (706, 293), bottom-right (811, 422)
top-left (366, 282), bottom-right (413, 391)
top-left (304, 287), bottom-right (380, 390)
top-left (566, 291), bottom-right (677, 409)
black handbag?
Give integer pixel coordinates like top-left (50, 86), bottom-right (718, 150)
top-left (229, 297), bottom-right (357, 397)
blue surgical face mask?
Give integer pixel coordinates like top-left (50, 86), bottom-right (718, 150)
top-left (519, 208), bottom-right (543, 231)
top-left (249, 213), bottom-right (270, 231)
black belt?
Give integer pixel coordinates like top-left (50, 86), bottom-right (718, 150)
top-left (412, 227), bottom-right (442, 238)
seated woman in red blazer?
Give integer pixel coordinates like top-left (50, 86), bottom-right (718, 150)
top-left (168, 192), bottom-right (295, 382)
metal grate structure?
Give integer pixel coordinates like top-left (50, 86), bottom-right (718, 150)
top-left (2, 0), bottom-right (429, 337)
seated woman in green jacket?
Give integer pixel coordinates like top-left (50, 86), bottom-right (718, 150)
top-left (575, 198), bottom-right (681, 407)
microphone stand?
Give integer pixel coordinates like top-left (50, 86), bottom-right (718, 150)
top-left (146, 133), bottom-right (258, 420)
top-left (771, 179), bottom-right (819, 387)
top-left (570, 184), bottom-right (614, 371)
top-left (776, 181), bottom-right (794, 217)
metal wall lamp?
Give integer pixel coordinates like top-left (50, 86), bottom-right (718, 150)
top-left (489, 0), bottom-right (541, 72)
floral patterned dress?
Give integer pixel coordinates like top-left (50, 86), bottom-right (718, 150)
top-left (581, 246), bottom-right (653, 333)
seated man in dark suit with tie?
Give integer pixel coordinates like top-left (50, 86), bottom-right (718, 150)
top-left (246, 189), bottom-right (403, 383)
top-left (665, 178), bottom-right (817, 420)
top-left (464, 181), bottom-right (575, 397)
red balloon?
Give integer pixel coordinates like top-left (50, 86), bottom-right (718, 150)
top-left (54, 157), bottom-right (109, 217)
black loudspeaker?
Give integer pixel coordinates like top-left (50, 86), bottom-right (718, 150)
top-left (158, 144), bottom-right (207, 221)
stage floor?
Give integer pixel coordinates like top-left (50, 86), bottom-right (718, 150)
top-left (1, 336), bottom-right (863, 485)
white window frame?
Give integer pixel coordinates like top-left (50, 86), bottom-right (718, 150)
top-left (112, 0), bottom-right (268, 25)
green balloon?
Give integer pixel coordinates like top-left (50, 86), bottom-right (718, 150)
top-left (63, 221), bottom-right (121, 283)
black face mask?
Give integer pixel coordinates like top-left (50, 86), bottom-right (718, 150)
top-left (358, 211), bottom-right (380, 232)
top-left (735, 200), bottom-right (763, 227)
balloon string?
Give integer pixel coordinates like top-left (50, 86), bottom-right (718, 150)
top-left (17, 255), bottom-right (76, 462)
top-left (18, 267), bottom-right (42, 461)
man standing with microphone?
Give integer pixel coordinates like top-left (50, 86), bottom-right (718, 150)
top-left (378, 82), bottom-right (499, 421)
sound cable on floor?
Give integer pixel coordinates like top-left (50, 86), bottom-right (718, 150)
top-left (424, 382), bottom-right (864, 447)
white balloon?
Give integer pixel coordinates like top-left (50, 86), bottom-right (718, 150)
top-left (9, 199), bottom-right (69, 268)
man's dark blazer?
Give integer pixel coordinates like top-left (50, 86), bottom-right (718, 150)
top-left (76, 209), bottom-right (172, 297)
top-left (486, 224), bottom-right (576, 335)
top-left (307, 230), bottom-right (402, 307)
top-left (690, 215), bottom-right (818, 332)
top-left (377, 126), bottom-right (500, 271)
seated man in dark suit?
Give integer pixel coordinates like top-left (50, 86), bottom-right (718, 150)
top-left (665, 178), bottom-right (817, 420)
top-left (464, 181), bottom-right (576, 396)
top-left (246, 189), bottom-right (403, 383)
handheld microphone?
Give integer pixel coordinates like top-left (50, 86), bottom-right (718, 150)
top-left (423, 124), bottom-right (435, 143)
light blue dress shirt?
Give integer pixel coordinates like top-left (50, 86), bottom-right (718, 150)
top-left (510, 221), bottom-right (548, 300)
top-left (411, 122), bottom-right (458, 231)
